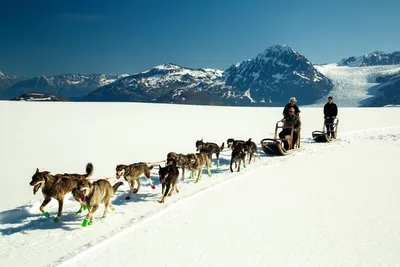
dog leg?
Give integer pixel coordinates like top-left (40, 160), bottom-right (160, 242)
top-left (82, 204), bottom-right (99, 227)
top-left (195, 167), bottom-right (202, 183)
top-left (216, 152), bottom-right (220, 167)
top-left (40, 197), bottom-right (52, 218)
top-left (206, 159), bottom-right (212, 177)
top-left (159, 184), bottom-right (170, 203)
top-left (168, 184), bottom-right (174, 196)
top-left (174, 182), bottom-right (179, 193)
top-left (54, 198), bottom-right (65, 223)
top-left (126, 180), bottom-right (135, 200)
top-left (159, 195), bottom-right (166, 203)
top-left (75, 198), bottom-right (86, 214)
top-left (135, 178), bottom-right (141, 193)
top-left (102, 200), bottom-right (110, 219)
top-left (181, 166), bottom-right (185, 181)
top-left (145, 169), bottom-right (155, 189)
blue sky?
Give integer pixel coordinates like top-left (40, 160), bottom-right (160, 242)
top-left (1, 0), bottom-right (399, 77)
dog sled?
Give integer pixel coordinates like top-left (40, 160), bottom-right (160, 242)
top-left (260, 120), bottom-right (303, 156)
top-left (312, 118), bottom-right (340, 143)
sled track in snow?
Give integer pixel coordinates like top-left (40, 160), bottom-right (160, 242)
top-left (48, 126), bottom-right (400, 267)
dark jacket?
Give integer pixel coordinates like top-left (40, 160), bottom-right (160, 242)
top-left (324, 102), bottom-right (338, 118)
top-left (283, 103), bottom-right (301, 116)
top-left (282, 114), bottom-right (301, 132)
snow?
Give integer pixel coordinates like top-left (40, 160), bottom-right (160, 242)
top-left (313, 64), bottom-right (400, 106)
top-left (0, 102), bottom-right (400, 267)
top-left (293, 71), bottom-right (310, 80)
top-left (133, 65), bottom-right (223, 89)
top-left (0, 71), bottom-right (4, 76)
top-left (243, 89), bottom-right (255, 102)
top-left (25, 97), bottom-right (53, 101)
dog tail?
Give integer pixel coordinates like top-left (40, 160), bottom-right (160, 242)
top-left (112, 181), bottom-right (124, 194)
top-left (85, 163), bottom-right (94, 177)
top-left (219, 142), bottom-right (225, 151)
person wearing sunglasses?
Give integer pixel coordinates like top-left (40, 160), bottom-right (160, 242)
top-left (323, 96), bottom-right (338, 139)
top-left (279, 107), bottom-right (301, 150)
top-left (283, 97), bottom-right (301, 117)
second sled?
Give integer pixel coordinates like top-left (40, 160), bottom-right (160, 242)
top-left (312, 118), bottom-right (341, 143)
top-left (260, 120), bottom-right (303, 156)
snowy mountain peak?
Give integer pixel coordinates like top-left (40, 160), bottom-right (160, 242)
top-left (338, 50), bottom-right (400, 67)
top-left (0, 71), bottom-right (4, 76)
top-left (83, 64), bottom-right (224, 103)
top-left (220, 45), bottom-right (332, 104)
top-left (266, 44), bottom-right (294, 54)
top-left (154, 63), bottom-right (183, 71)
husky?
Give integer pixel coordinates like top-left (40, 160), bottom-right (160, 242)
top-left (230, 143), bottom-right (246, 172)
top-left (244, 138), bottom-right (260, 164)
top-left (227, 138), bottom-right (245, 150)
top-left (186, 152), bottom-right (212, 183)
top-left (195, 139), bottom-right (224, 167)
top-left (115, 162), bottom-right (155, 200)
top-left (167, 152), bottom-right (191, 181)
top-left (29, 162), bottom-right (93, 222)
top-left (76, 179), bottom-right (123, 227)
top-left (158, 158), bottom-right (180, 203)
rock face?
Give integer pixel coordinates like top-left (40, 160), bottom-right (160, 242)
top-left (215, 44), bottom-right (333, 105)
top-left (367, 72), bottom-right (400, 106)
top-left (81, 63), bottom-right (225, 104)
top-left (10, 92), bottom-right (67, 101)
top-left (83, 45), bottom-right (333, 106)
top-left (338, 51), bottom-right (400, 67)
top-left (0, 73), bottom-right (128, 100)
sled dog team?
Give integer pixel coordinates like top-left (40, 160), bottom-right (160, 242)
top-left (29, 96), bottom-right (338, 227)
top-left (29, 138), bottom-right (260, 227)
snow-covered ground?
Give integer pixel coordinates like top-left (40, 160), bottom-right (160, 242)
top-left (313, 64), bottom-right (400, 106)
top-left (0, 102), bottom-right (399, 267)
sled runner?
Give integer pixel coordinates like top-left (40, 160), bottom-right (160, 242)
top-left (312, 118), bottom-right (340, 143)
top-left (261, 120), bottom-right (303, 156)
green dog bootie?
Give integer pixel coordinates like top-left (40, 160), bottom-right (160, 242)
top-left (43, 211), bottom-right (50, 218)
top-left (208, 173), bottom-right (212, 177)
top-left (88, 220), bottom-right (93, 226)
top-left (82, 219), bottom-right (89, 227)
top-left (243, 164), bottom-right (247, 168)
top-left (83, 204), bottom-right (87, 210)
top-left (111, 206), bottom-right (115, 211)
top-left (101, 216), bottom-right (106, 220)
top-left (75, 209), bottom-right (82, 214)
top-left (54, 217), bottom-right (60, 223)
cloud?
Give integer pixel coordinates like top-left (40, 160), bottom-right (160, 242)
top-left (58, 13), bottom-right (104, 22)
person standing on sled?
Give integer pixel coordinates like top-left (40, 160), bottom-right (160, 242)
top-left (283, 97), bottom-right (301, 117)
top-left (279, 107), bottom-right (301, 150)
top-left (324, 96), bottom-right (338, 139)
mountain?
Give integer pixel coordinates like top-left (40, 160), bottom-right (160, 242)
top-left (212, 44), bottom-right (333, 105)
top-left (338, 51), bottom-right (400, 67)
top-left (82, 64), bottom-right (225, 104)
top-left (82, 45), bottom-right (333, 106)
top-left (0, 73), bottom-right (128, 100)
top-left (0, 71), bottom-right (25, 92)
top-left (10, 92), bottom-right (67, 101)
top-left (367, 72), bottom-right (400, 106)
